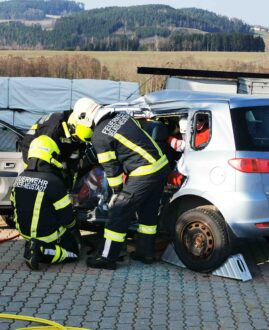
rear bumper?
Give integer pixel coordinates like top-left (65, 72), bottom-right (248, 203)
top-left (230, 219), bottom-right (269, 238)
top-left (202, 191), bottom-right (269, 238)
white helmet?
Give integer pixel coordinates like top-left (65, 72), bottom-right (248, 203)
top-left (73, 97), bottom-right (101, 128)
top-left (179, 117), bottom-right (187, 134)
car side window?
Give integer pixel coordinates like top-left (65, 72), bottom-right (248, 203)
top-left (191, 112), bottom-right (211, 150)
top-left (0, 125), bottom-right (21, 152)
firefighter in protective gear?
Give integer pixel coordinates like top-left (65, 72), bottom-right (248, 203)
top-left (21, 97), bottom-right (100, 170)
top-left (22, 111), bottom-right (75, 168)
top-left (11, 135), bottom-right (80, 270)
top-left (81, 103), bottom-right (169, 270)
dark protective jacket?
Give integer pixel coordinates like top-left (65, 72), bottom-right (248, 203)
top-left (91, 112), bottom-right (168, 189)
top-left (11, 169), bottom-right (75, 243)
top-left (21, 111), bottom-right (82, 166)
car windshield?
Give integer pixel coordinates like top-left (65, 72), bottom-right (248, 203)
top-left (230, 106), bottom-right (269, 151)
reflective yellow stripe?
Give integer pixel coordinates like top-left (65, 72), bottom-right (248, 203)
top-left (31, 191), bottom-right (44, 238)
top-left (60, 137), bottom-right (72, 144)
top-left (27, 124), bottom-right (38, 136)
top-left (20, 226), bottom-right (66, 244)
top-left (51, 245), bottom-right (61, 264)
top-left (10, 190), bottom-right (14, 203)
top-left (138, 224), bottom-right (157, 235)
top-left (65, 219), bottom-right (76, 228)
top-left (131, 117), bottom-right (163, 157)
top-left (59, 248), bottom-right (68, 263)
top-left (132, 118), bottom-right (141, 128)
top-left (114, 133), bottom-right (156, 163)
top-left (142, 127), bottom-right (163, 157)
top-left (104, 229), bottom-right (126, 242)
top-left (23, 162), bottom-right (28, 169)
top-left (107, 173), bottom-right (123, 187)
top-left (53, 194), bottom-right (71, 210)
top-left (10, 190), bottom-right (21, 233)
top-left (97, 151), bottom-right (117, 164)
top-left (62, 121), bottom-right (71, 139)
top-left (130, 154), bottom-right (168, 176)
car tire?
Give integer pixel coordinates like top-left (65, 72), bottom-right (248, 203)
top-left (174, 207), bottom-right (231, 273)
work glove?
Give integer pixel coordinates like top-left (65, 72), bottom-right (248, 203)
top-left (167, 136), bottom-right (185, 152)
top-left (108, 193), bottom-right (118, 208)
top-left (108, 185), bottom-right (123, 209)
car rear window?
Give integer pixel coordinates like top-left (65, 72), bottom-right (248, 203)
top-left (231, 107), bottom-right (269, 151)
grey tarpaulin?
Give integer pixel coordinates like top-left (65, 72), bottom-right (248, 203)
top-left (0, 77), bottom-right (9, 109)
top-left (0, 77), bottom-right (140, 130)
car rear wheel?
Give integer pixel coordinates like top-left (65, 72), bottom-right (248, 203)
top-left (174, 207), bottom-right (231, 273)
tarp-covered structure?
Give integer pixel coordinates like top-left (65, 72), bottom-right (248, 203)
top-left (0, 77), bottom-right (140, 130)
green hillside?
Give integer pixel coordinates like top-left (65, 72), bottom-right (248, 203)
top-left (0, 0), bottom-right (84, 20)
top-left (0, 3), bottom-right (264, 52)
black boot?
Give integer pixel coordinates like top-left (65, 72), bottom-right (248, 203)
top-left (87, 255), bottom-right (117, 270)
top-left (24, 239), bottom-right (42, 271)
top-left (130, 233), bottom-right (155, 264)
top-left (86, 238), bottom-right (122, 270)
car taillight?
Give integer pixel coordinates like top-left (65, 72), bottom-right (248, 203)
top-left (255, 222), bottom-right (269, 228)
top-left (228, 158), bottom-right (269, 173)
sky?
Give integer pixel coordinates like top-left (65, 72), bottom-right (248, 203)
top-left (80, 0), bottom-right (268, 27)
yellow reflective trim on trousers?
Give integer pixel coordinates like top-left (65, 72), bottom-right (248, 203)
top-left (114, 133), bottom-right (156, 164)
top-left (31, 124), bottom-right (38, 129)
top-left (51, 245), bottom-right (61, 264)
top-left (53, 194), bottom-right (71, 210)
top-left (107, 173), bottom-right (123, 187)
top-left (59, 248), bottom-right (68, 263)
top-left (138, 224), bottom-right (157, 235)
top-left (129, 154), bottom-right (168, 176)
top-left (10, 190), bottom-right (21, 233)
top-left (10, 190), bottom-right (14, 203)
top-left (97, 151), bottom-right (117, 164)
top-left (20, 226), bottom-right (67, 244)
top-left (104, 228), bottom-right (126, 242)
top-left (31, 191), bottom-right (44, 238)
top-left (62, 121), bottom-right (71, 138)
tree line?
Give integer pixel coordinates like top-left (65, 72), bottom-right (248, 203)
top-left (0, 0), bottom-right (84, 20)
top-left (0, 4), bottom-right (265, 52)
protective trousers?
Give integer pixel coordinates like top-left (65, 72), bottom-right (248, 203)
top-left (25, 230), bottom-right (80, 264)
top-left (99, 165), bottom-right (169, 261)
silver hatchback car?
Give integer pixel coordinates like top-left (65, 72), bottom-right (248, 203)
top-left (1, 89), bottom-right (269, 273)
top-left (108, 89), bottom-right (269, 272)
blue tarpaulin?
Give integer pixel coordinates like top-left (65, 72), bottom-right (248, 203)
top-left (0, 77), bottom-right (140, 129)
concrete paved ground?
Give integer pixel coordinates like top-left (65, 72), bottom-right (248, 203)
top-left (1, 218), bottom-right (269, 330)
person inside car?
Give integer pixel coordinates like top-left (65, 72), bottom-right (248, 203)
top-left (194, 114), bottom-right (210, 148)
